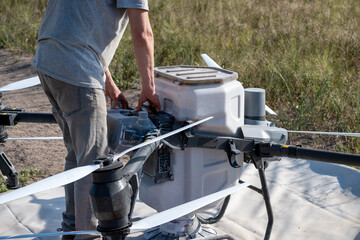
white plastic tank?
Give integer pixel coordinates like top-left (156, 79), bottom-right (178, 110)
top-left (154, 66), bottom-right (244, 136)
top-left (139, 66), bottom-right (245, 212)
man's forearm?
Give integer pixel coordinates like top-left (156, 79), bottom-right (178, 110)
top-left (128, 8), bottom-right (160, 112)
top-left (133, 37), bottom-right (155, 93)
top-left (128, 9), bottom-right (155, 94)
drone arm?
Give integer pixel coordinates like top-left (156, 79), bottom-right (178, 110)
top-left (0, 111), bottom-right (57, 142)
top-left (122, 137), bottom-right (160, 181)
top-left (15, 112), bottom-right (57, 124)
top-left (0, 108), bottom-right (56, 126)
top-left (258, 143), bottom-right (360, 167)
top-left (122, 132), bottom-right (161, 220)
top-left (164, 134), bottom-right (360, 166)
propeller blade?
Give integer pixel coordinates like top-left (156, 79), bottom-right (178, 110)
top-left (0, 164), bottom-right (100, 205)
top-left (0, 230), bottom-right (99, 239)
top-left (0, 76), bottom-right (41, 92)
top-left (288, 130), bottom-right (360, 137)
top-left (265, 105), bottom-right (277, 115)
top-left (130, 182), bottom-right (250, 232)
top-left (0, 116), bottom-right (213, 205)
top-left (6, 137), bottom-right (63, 141)
top-left (113, 116), bottom-right (214, 161)
top-left (201, 54), bottom-right (222, 68)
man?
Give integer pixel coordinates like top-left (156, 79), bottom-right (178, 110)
top-left (32, 1), bottom-right (161, 239)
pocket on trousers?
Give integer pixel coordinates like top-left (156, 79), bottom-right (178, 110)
top-left (59, 85), bottom-right (82, 117)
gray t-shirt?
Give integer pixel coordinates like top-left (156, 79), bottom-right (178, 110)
top-left (32, 0), bottom-right (148, 89)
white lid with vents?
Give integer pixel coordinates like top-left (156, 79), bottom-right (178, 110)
top-left (154, 65), bottom-right (238, 85)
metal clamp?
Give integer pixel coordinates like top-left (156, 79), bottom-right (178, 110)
top-left (226, 139), bottom-right (242, 168)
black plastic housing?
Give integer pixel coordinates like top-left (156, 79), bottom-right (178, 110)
top-left (90, 161), bottom-right (133, 232)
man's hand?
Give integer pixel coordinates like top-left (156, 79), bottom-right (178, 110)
top-left (135, 87), bottom-right (161, 113)
top-left (105, 69), bottom-right (129, 109)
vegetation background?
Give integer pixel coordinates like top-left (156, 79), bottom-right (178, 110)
top-left (0, 0), bottom-right (359, 157)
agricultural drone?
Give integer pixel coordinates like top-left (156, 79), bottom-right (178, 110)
top-left (0, 54), bottom-right (359, 240)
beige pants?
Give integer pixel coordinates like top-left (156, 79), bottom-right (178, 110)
top-left (38, 71), bottom-right (109, 240)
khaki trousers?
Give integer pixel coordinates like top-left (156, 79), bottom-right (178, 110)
top-left (38, 71), bottom-right (109, 240)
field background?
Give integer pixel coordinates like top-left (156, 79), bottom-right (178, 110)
top-left (0, 0), bottom-right (359, 156)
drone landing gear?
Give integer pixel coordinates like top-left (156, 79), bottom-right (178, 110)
top-left (144, 215), bottom-right (227, 240)
top-left (0, 150), bottom-right (21, 189)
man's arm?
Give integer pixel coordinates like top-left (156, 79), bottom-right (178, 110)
top-left (127, 8), bottom-right (161, 112)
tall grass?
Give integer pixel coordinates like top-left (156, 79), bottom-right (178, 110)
top-left (0, 0), bottom-right (359, 153)
top-left (0, 0), bottom-right (47, 52)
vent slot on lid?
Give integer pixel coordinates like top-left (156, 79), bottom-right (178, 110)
top-left (155, 65), bottom-right (238, 85)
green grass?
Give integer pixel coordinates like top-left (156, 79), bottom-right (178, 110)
top-left (0, 0), bottom-right (47, 52)
top-left (0, 176), bottom-right (7, 193)
top-left (0, 168), bottom-right (44, 193)
top-left (0, 0), bottom-right (359, 154)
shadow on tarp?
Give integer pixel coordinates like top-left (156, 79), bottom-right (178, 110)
top-left (29, 194), bottom-right (64, 240)
top-left (309, 161), bottom-right (360, 197)
top-left (355, 232), bottom-right (360, 240)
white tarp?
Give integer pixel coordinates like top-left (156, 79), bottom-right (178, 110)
top-left (0, 158), bottom-right (359, 240)
top-left (216, 158), bottom-right (360, 240)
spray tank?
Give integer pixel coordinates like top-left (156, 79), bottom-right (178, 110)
top-left (107, 65), bottom-right (287, 239)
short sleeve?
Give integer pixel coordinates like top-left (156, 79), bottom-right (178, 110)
top-left (117, 0), bottom-right (148, 10)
